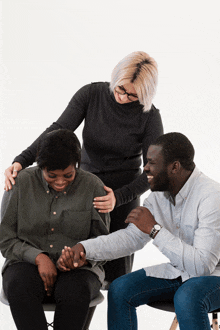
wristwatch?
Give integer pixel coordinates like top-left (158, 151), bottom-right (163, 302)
top-left (149, 224), bottom-right (162, 239)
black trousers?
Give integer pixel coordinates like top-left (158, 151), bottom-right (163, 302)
top-left (3, 263), bottom-right (101, 330)
top-left (97, 169), bottom-right (141, 283)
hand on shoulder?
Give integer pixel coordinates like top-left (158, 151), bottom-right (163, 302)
top-left (4, 162), bottom-right (22, 191)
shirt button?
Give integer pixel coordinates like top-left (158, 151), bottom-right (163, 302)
top-left (53, 212), bottom-right (56, 215)
top-left (50, 245), bottom-right (53, 248)
top-left (51, 228), bottom-right (54, 232)
top-left (64, 192), bottom-right (67, 195)
top-left (47, 191), bottom-right (49, 194)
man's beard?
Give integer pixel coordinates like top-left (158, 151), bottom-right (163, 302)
top-left (148, 169), bottom-right (170, 192)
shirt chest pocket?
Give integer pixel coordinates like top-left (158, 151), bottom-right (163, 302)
top-left (60, 210), bottom-right (91, 240)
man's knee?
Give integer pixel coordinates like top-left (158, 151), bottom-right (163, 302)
top-left (108, 273), bottom-right (133, 305)
top-left (174, 277), bottom-right (207, 316)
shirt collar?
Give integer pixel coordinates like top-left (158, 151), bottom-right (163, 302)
top-left (174, 166), bottom-right (201, 203)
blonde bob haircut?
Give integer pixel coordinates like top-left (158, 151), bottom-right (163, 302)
top-left (110, 51), bottom-right (158, 112)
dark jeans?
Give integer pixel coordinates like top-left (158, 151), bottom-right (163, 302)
top-left (3, 262), bottom-right (101, 330)
top-left (108, 269), bottom-right (220, 330)
top-left (97, 170), bottom-right (141, 283)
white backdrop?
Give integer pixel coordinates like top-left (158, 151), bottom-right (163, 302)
top-left (0, 1), bottom-right (220, 329)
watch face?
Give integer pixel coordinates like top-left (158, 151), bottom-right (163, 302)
top-left (155, 224), bottom-right (161, 231)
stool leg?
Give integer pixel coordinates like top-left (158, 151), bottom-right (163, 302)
top-left (169, 315), bottom-right (179, 330)
top-left (46, 320), bottom-right (54, 329)
top-left (82, 306), bottom-right (97, 330)
top-left (212, 312), bottom-right (219, 330)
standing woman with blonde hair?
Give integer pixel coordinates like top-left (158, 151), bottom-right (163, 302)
top-left (4, 51), bottom-right (163, 284)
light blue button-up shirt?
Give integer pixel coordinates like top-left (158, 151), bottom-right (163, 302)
top-left (82, 167), bottom-right (220, 282)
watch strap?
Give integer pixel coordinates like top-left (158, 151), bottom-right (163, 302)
top-left (149, 224), bottom-right (162, 239)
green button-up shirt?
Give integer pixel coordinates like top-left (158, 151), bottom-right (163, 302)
top-left (0, 166), bottom-right (110, 284)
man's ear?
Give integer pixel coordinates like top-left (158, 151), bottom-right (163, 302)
top-left (170, 161), bottom-right (181, 174)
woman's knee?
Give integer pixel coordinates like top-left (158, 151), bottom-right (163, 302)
top-left (3, 263), bottom-right (44, 302)
top-left (55, 270), bottom-right (100, 304)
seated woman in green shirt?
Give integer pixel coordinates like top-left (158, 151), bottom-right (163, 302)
top-left (0, 129), bottom-right (110, 330)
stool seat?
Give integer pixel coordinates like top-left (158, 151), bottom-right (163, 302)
top-left (42, 290), bottom-right (104, 311)
top-left (0, 288), bottom-right (104, 329)
top-left (149, 300), bottom-right (220, 314)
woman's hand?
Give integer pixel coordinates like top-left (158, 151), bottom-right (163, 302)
top-left (35, 253), bottom-right (57, 296)
top-left (4, 162), bottom-right (22, 191)
top-left (57, 244), bottom-right (87, 271)
top-left (93, 186), bottom-right (116, 213)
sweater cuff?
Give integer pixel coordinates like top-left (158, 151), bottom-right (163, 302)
top-left (13, 156), bottom-right (27, 170)
top-left (114, 190), bottom-right (123, 207)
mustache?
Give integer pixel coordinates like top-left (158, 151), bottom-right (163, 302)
top-left (145, 170), bottom-right (151, 175)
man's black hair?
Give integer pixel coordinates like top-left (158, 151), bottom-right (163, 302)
top-left (153, 132), bottom-right (195, 171)
top-left (37, 129), bottom-right (81, 171)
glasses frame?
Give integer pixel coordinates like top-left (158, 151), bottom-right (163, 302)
top-left (115, 86), bottom-right (138, 102)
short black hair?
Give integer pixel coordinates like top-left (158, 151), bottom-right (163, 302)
top-left (153, 132), bottom-right (195, 171)
top-left (37, 129), bottom-right (81, 171)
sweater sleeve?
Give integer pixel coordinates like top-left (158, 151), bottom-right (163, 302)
top-left (114, 106), bottom-right (164, 207)
top-left (13, 84), bottom-right (91, 169)
top-left (114, 172), bottom-right (150, 206)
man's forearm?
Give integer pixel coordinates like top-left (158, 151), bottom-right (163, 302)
top-left (81, 224), bottom-right (150, 261)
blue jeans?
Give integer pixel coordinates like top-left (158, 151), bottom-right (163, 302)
top-left (108, 269), bottom-right (220, 330)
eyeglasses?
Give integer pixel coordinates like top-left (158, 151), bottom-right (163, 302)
top-left (115, 86), bottom-right (138, 102)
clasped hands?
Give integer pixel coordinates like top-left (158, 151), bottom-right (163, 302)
top-left (56, 243), bottom-right (87, 272)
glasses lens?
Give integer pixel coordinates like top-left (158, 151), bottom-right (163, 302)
top-left (115, 87), bottom-right (125, 95)
top-left (128, 94), bottom-right (138, 101)
top-left (115, 86), bottom-right (138, 101)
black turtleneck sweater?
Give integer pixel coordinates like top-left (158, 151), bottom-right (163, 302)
top-left (14, 82), bottom-right (163, 206)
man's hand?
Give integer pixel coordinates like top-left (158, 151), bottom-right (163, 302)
top-left (57, 243), bottom-right (88, 272)
top-left (125, 206), bottom-right (157, 235)
top-left (35, 253), bottom-right (57, 296)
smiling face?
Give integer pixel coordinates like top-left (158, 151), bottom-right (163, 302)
top-left (114, 83), bottom-right (138, 104)
top-left (42, 165), bottom-right (76, 192)
top-left (144, 145), bottom-right (170, 192)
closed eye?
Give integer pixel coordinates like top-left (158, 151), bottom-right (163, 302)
top-left (48, 174), bottom-right (56, 178)
top-left (64, 174), bottom-right (73, 178)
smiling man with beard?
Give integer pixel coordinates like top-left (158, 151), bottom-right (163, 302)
top-left (57, 132), bottom-right (220, 330)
